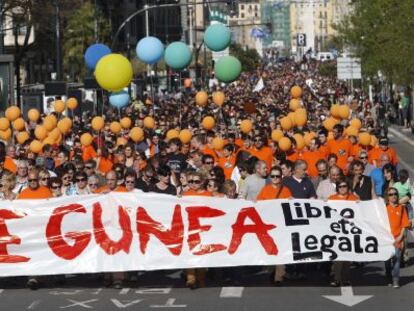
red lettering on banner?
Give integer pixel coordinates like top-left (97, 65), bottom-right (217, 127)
top-left (0, 209), bottom-right (29, 263)
top-left (93, 203), bottom-right (133, 255)
top-left (186, 206), bottom-right (227, 255)
top-left (46, 204), bottom-right (91, 260)
top-left (229, 207), bottom-right (278, 255)
top-left (137, 205), bottom-right (183, 255)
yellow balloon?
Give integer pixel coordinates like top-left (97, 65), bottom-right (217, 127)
top-left (130, 127), bottom-right (144, 142)
top-left (44, 115), bottom-right (57, 131)
top-left (17, 131), bottom-right (30, 144)
top-left (95, 54), bottom-right (133, 92)
top-left (339, 105), bottom-right (350, 119)
top-left (293, 133), bottom-right (305, 150)
top-left (91, 116), bottom-right (104, 131)
top-left (345, 126), bottom-right (359, 137)
top-left (202, 116), bottom-right (215, 130)
top-left (278, 137), bottom-right (292, 151)
top-left (143, 117), bottom-right (155, 129)
top-left (48, 128), bottom-right (61, 141)
top-left (358, 132), bottom-right (371, 146)
top-left (212, 137), bottom-right (224, 150)
top-left (0, 128), bottom-right (11, 141)
top-left (212, 91), bottom-right (225, 107)
top-left (30, 140), bottom-right (43, 153)
top-left (291, 86), bottom-right (302, 98)
top-left (179, 129), bottom-right (192, 144)
top-left (5, 106), bottom-right (21, 121)
top-left (166, 129), bottom-right (179, 141)
top-left (80, 133), bottom-right (94, 146)
top-left (12, 118), bottom-right (26, 131)
top-left (28, 109), bottom-right (40, 122)
top-left (280, 117), bottom-right (293, 130)
top-left (289, 99), bottom-right (301, 111)
top-left (287, 112), bottom-right (296, 127)
top-left (304, 132), bottom-right (316, 146)
top-left (350, 118), bottom-right (362, 130)
top-left (330, 104), bottom-right (341, 118)
top-left (120, 117), bottom-right (132, 129)
top-left (54, 100), bottom-right (65, 113)
top-left (67, 98), bottom-right (78, 110)
top-left (240, 119), bottom-right (253, 133)
top-left (117, 137), bottom-right (128, 146)
top-left (294, 111), bottom-right (307, 127)
top-left (0, 117), bottom-right (10, 131)
top-left (110, 121), bottom-right (122, 134)
top-left (271, 129), bottom-right (284, 142)
top-left (57, 118), bottom-right (72, 134)
top-left (195, 91), bottom-right (208, 107)
top-left (34, 125), bottom-right (48, 140)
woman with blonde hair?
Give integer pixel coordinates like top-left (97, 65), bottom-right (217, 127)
top-left (38, 169), bottom-right (51, 187)
top-left (0, 170), bottom-right (17, 200)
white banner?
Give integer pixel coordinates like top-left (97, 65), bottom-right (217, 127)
top-left (0, 193), bottom-right (394, 276)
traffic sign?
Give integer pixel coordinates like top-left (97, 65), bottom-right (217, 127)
top-left (337, 57), bottom-right (362, 80)
top-left (297, 33), bottom-right (306, 47)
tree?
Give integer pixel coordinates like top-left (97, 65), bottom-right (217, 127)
top-left (63, 1), bottom-right (111, 81)
top-left (333, 0), bottom-right (414, 86)
top-left (229, 43), bottom-right (261, 72)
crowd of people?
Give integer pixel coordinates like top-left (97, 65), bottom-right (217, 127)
top-left (0, 58), bottom-right (411, 290)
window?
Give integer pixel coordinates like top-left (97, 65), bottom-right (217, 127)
top-left (241, 13), bottom-right (245, 18)
top-left (241, 4), bottom-right (244, 10)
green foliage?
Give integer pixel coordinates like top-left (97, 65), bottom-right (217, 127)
top-left (333, 0), bottom-right (414, 85)
top-left (319, 61), bottom-right (337, 78)
top-left (63, 1), bottom-right (111, 81)
top-left (229, 43), bottom-right (261, 72)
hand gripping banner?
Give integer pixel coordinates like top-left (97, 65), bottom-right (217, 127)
top-left (0, 193), bottom-right (395, 276)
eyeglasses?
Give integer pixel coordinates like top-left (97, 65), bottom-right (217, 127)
top-left (270, 174), bottom-right (281, 178)
top-left (125, 180), bottom-right (135, 184)
top-left (28, 179), bottom-right (38, 182)
top-left (204, 161), bottom-right (214, 165)
top-left (76, 178), bottom-right (87, 182)
top-left (51, 185), bottom-right (61, 189)
top-left (188, 180), bottom-right (201, 184)
top-left (338, 184), bottom-right (348, 188)
top-left (88, 183), bottom-right (98, 187)
top-left (62, 176), bottom-right (70, 180)
top-left (388, 192), bottom-right (398, 196)
top-left (254, 138), bottom-right (262, 142)
top-left (41, 177), bottom-right (50, 181)
top-left (359, 156), bottom-right (368, 159)
top-left (85, 166), bottom-right (94, 170)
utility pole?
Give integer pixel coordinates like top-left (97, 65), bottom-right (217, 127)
top-left (55, 0), bottom-right (62, 80)
top-left (0, 0), bottom-right (4, 54)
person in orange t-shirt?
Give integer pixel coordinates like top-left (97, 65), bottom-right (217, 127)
top-left (97, 147), bottom-right (113, 175)
top-left (302, 138), bottom-right (327, 178)
top-left (96, 171), bottom-right (128, 193)
top-left (182, 171), bottom-right (211, 289)
top-left (384, 187), bottom-right (410, 288)
top-left (327, 178), bottom-right (358, 287)
top-left (217, 144), bottom-right (237, 180)
top-left (82, 145), bottom-right (97, 162)
top-left (327, 124), bottom-right (352, 171)
top-left (4, 145), bottom-right (17, 173)
top-left (257, 166), bottom-right (292, 200)
top-left (18, 169), bottom-right (53, 199)
top-left (250, 135), bottom-right (273, 171)
top-left (369, 137), bottom-right (399, 167)
top-left (318, 129), bottom-right (329, 158)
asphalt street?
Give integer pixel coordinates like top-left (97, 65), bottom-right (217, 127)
top-left (0, 126), bottom-right (414, 311)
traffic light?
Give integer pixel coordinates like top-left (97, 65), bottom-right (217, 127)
top-left (227, 0), bottom-right (238, 17)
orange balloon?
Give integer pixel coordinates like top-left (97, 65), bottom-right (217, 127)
top-left (130, 127), bottom-right (144, 142)
top-left (328, 131), bottom-right (334, 141)
top-left (202, 116), bottom-right (215, 130)
top-left (323, 117), bottom-right (337, 131)
top-left (44, 115), bottom-right (57, 131)
top-left (240, 119), bottom-right (253, 133)
top-left (43, 136), bottom-right (56, 146)
top-left (110, 121), bottom-right (122, 134)
top-left (345, 126), bottom-right (358, 137)
top-left (280, 116), bottom-right (293, 130)
top-left (330, 104), bottom-right (341, 118)
top-left (195, 91), bottom-right (208, 107)
top-left (184, 78), bottom-right (192, 88)
top-left (271, 129), bottom-right (284, 142)
top-left (28, 109), bottom-right (40, 122)
top-left (57, 118), bottom-right (72, 134)
top-left (34, 125), bottom-right (48, 140)
top-left (91, 116), bottom-right (104, 131)
top-left (294, 111), bottom-right (307, 127)
top-left (371, 135), bottom-right (378, 147)
top-left (339, 105), bottom-right (350, 119)
top-left (30, 140), bottom-right (43, 153)
top-left (120, 117), bottom-right (132, 129)
top-left (67, 97), bottom-right (78, 110)
top-left (293, 133), bottom-right (305, 150)
top-left (145, 98), bottom-right (153, 105)
top-left (350, 118), bottom-right (362, 130)
top-left (212, 137), bottom-right (224, 150)
top-left (48, 128), bottom-right (61, 141)
top-left (212, 91), bottom-right (225, 107)
top-left (179, 129), bottom-right (192, 144)
top-left (143, 116), bottom-right (155, 129)
top-left (278, 136), bottom-right (292, 151)
top-left (166, 129), bottom-right (179, 141)
top-left (0, 117), bottom-right (10, 131)
top-left (291, 86), bottom-right (302, 98)
top-left (358, 132), bottom-right (371, 146)
top-left (287, 112), bottom-right (297, 127)
top-left (12, 118), bottom-right (25, 131)
top-left (289, 98), bottom-right (301, 111)
top-left (304, 131), bottom-right (316, 146)
top-left (117, 137), bottom-right (128, 146)
top-left (54, 100), bottom-right (65, 113)
top-left (17, 131), bottom-right (30, 144)
top-left (80, 133), bottom-right (94, 146)
top-left (0, 128), bottom-right (11, 141)
top-left (5, 106), bottom-right (21, 121)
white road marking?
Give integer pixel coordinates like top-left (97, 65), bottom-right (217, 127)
top-left (60, 299), bottom-right (98, 309)
top-left (150, 298), bottom-right (187, 308)
top-left (219, 287), bottom-right (244, 298)
top-left (27, 300), bottom-right (41, 310)
top-left (0, 289), bottom-right (3, 294)
top-left (110, 299), bottom-right (142, 308)
top-left (49, 290), bottom-right (83, 296)
top-left (323, 286), bottom-right (373, 307)
top-left (119, 288), bottom-right (130, 295)
top-left (92, 288), bottom-right (103, 295)
top-left (135, 287), bottom-right (172, 295)
top-left (388, 127), bottom-right (414, 147)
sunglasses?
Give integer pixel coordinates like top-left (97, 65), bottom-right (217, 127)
top-left (41, 177), bottom-right (50, 181)
top-left (338, 184), bottom-right (348, 188)
top-left (270, 174), bottom-right (281, 178)
top-left (388, 192), bottom-right (398, 196)
top-left (51, 185), bottom-right (61, 189)
top-left (359, 156), bottom-right (368, 159)
top-left (85, 166), bottom-right (94, 170)
top-left (88, 183), bottom-right (98, 187)
top-left (125, 180), bottom-right (135, 184)
top-left (76, 178), bottom-right (87, 182)
top-left (204, 161), bottom-right (214, 165)
top-left (188, 180), bottom-right (201, 184)
top-left (62, 177), bottom-right (70, 180)
top-left (254, 138), bottom-right (262, 142)
top-left (28, 179), bottom-right (38, 182)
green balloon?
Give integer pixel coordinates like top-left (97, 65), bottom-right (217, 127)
top-left (204, 23), bottom-right (231, 52)
top-left (214, 56), bottom-right (242, 83)
top-left (164, 42), bottom-right (192, 70)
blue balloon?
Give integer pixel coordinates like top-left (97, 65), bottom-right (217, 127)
top-left (164, 42), bottom-right (192, 71)
top-left (84, 44), bottom-right (111, 70)
top-left (204, 23), bottom-right (231, 52)
top-left (136, 36), bottom-right (164, 65)
top-left (109, 90), bottom-right (130, 109)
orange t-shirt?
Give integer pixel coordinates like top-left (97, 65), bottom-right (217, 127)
top-left (350, 144), bottom-right (362, 158)
top-left (386, 203), bottom-right (409, 248)
top-left (327, 138), bottom-right (352, 170)
top-left (302, 150), bottom-right (327, 178)
top-left (328, 193), bottom-right (359, 201)
top-left (18, 186), bottom-right (53, 199)
top-left (4, 156), bottom-right (17, 174)
top-left (256, 184), bottom-right (292, 200)
top-left (96, 185), bottom-right (128, 193)
top-left (82, 145), bottom-right (97, 162)
top-left (319, 144), bottom-right (329, 158)
top-left (369, 146), bottom-right (399, 167)
top-left (217, 155), bottom-right (236, 180)
top-left (183, 190), bottom-right (213, 197)
top-left (251, 146), bottom-right (273, 170)
top-left (98, 157), bottom-right (113, 174)
top-left (235, 138), bottom-right (244, 148)
top-left (202, 146), bottom-right (218, 163)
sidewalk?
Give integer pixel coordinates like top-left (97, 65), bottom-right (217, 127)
top-left (388, 125), bottom-right (414, 148)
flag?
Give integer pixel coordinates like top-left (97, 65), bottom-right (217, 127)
top-left (253, 78), bottom-right (264, 92)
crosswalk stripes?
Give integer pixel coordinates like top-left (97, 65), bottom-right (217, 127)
top-left (219, 287), bottom-right (244, 298)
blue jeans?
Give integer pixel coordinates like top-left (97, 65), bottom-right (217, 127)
top-left (385, 248), bottom-right (401, 282)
